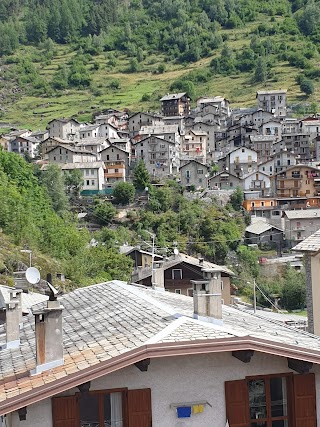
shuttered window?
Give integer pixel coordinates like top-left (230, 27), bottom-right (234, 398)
top-left (225, 373), bottom-right (316, 427)
top-left (293, 374), bottom-right (317, 427)
top-left (52, 388), bottom-right (152, 427)
top-left (52, 396), bottom-right (78, 427)
top-left (128, 389), bottom-right (152, 427)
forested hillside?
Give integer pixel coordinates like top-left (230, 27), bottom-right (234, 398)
top-left (0, 0), bottom-right (320, 127)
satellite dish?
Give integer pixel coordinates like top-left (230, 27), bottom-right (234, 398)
top-left (173, 248), bottom-right (179, 255)
top-left (25, 267), bottom-right (41, 285)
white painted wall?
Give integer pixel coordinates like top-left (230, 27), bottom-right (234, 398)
top-left (8, 351), bottom-right (320, 427)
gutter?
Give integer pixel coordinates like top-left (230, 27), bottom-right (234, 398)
top-left (2, 335), bottom-right (320, 415)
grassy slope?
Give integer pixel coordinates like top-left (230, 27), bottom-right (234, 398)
top-left (0, 14), bottom-right (319, 130)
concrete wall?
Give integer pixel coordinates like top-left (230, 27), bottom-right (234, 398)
top-left (9, 352), bottom-right (320, 427)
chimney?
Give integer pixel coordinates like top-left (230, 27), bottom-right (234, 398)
top-left (9, 289), bottom-right (23, 325)
top-left (5, 299), bottom-right (20, 349)
top-left (191, 268), bottom-right (223, 325)
top-left (32, 295), bottom-right (64, 375)
top-left (152, 261), bottom-right (165, 291)
top-left (199, 257), bottom-right (204, 266)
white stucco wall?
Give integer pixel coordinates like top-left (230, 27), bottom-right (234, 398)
top-left (8, 351), bottom-right (320, 427)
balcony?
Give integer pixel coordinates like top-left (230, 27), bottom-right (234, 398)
top-left (292, 226), bottom-right (306, 232)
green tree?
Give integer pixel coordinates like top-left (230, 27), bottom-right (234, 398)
top-left (253, 57), bottom-right (268, 83)
top-left (113, 182), bottom-right (135, 204)
top-left (300, 78), bottom-right (314, 96)
top-left (228, 187), bottom-right (244, 211)
top-left (93, 201), bottom-right (116, 225)
top-left (133, 160), bottom-right (150, 191)
top-left (40, 164), bottom-right (68, 215)
top-left (64, 169), bottom-right (83, 199)
top-left (281, 268), bottom-right (306, 310)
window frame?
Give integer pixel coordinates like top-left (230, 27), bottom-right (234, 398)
top-left (76, 387), bottom-right (127, 427)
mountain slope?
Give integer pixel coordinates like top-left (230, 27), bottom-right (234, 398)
top-left (0, 0), bottom-right (319, 128)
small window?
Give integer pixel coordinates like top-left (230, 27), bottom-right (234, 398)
top-left (86, 180), bottom-right (90, 186)
top-left (91, 180), bottom-right (95, 186)
top-left (86, 169), bottom-right (89, 176)
top-left (91, 169), bottom-right (95, 175)
top-left (187, 288), bottom-right (193, 297)
top-left (172, 269), bottom-right (182, 280)
top-left (175, 289), bottom-right (181, 294)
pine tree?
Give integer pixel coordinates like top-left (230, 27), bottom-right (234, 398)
top-left (133, 160), bottom-right (150, 191)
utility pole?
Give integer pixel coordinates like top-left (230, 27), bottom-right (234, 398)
top-left (253, 278), bottom-right (257, 314)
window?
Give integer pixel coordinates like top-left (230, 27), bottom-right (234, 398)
top-left (175, 289), bottom-right (181, 294)
top-left (91, 180), bottom-right (95, 186)
top-left (197, 170), bottom-right (204, 175)
top-left (86, 180), bottom-right (90, 186)
top-left (91, 169), bottom-right (95, 175)
top-left (86, 169), bottom-right (90, 176)
top-left (53, 388), bottom-right (152, 427)
top-left (187, 288), bottom-right (193, 297)
top-left (172, 269), bottom-right (182, 280)
top-left (226, 373), bottom-right (317, 427)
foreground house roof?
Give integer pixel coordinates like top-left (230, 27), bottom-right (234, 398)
top-left (292, 229), bottom-right (320, 253)
top-left (1, 281), bottom-right (320, 415)
top-left (246, 220), bottom-right (283, 235)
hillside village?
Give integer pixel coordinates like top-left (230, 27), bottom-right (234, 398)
top-left (3, 90), bottom-right (320, 426)
top-left (2, 89), bottom-right (320, 248)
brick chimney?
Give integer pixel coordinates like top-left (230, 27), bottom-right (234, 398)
top-left (32, 297), bottom-right (64, 374)
top-left (191, 268), bottom-right (222, 325)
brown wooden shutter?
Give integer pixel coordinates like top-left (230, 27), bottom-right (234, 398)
top-left (127, 388), bottom-right (152, 427)
top-left (52, 396), bottom-right (78, 427)
top-left (293, 373), bottom-right (317, 427)
top-left (225, 379), bottom-right (249, 427)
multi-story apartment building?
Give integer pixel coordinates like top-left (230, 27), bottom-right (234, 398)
top-left (256, 89), bottom-right (287, 117)
top-left (248, 135), bottom-right (275, 164)
top-left (271, 165), bottom-right (320, 198)
top-left (160, 93), bottom-right (191, 117)
top-left (181, 129), bottom-right (208, 164)
top-left (133, 135), bottom-right (179, 180)
top-left (100, 145), bottom-right (130, 185)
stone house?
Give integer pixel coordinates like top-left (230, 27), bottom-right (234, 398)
top-left (128, 112), bottom-right (163, 137)
top-left (79, 124), bottom-right (100, 139)
top-left (191, 120), bottom-right (216, 155)
top-left (1, 280), bottom-right (320, 427)
top-left (76, 137), bottom-right (108, 155)
top-left (283, 209), bottom-right (320, 245)
top-left (218, 147), bottom-right (258, 177)
top-left (245, 220), bottom-right (284, 246)
top-left (259, 119), bottom-right (282, 141)
top-left (47, 145), bottom-right (97, 164)
top-left (46, 118), bottom-right (81, 140)
top-left (208, 171), bottom-right (241, 190)
top-left (258, 159), bottom-right (274, 176)
top-left (160, 92), bottom-right (191, 117)
top-left (133, 136), bottom-right (179, 181)
top-left (300, 116), bottom-right (320, 137)
top-left (256, 89), bottom-right (287, 117)
top-left (239, 109), bottom-right (274, 127)
top-left (248, 135), bottom-right (275, 164)
top-left (180, 160), bottom-right (209, 189)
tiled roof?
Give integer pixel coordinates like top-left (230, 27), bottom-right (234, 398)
top-left (2, 281), bottom-right (320, 413)
top-left (160, 93), bottom-right (186, 101)
top-left (0, 286), bottom-right (48, 314)
top-left (245, 220), bottom-right (282, 235)
top-left (284, 209), bottom-right (320, 219)
top-left (292, 229), bottom-right (320, 252)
